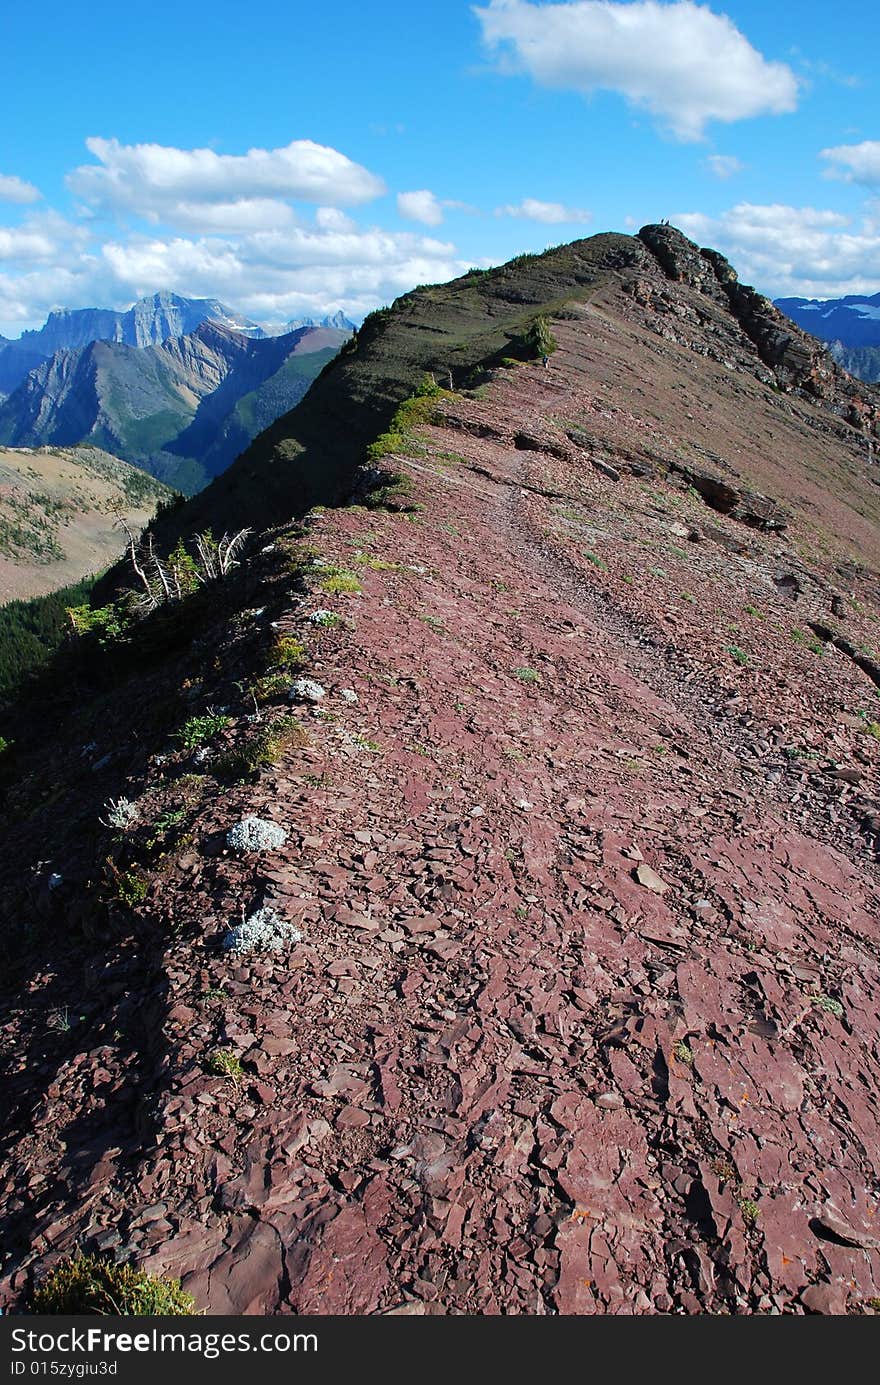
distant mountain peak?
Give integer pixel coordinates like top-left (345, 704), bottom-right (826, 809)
top-left (774, 289), bottom-right (880, 356)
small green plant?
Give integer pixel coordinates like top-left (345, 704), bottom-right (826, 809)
top-left (738, 1197), bottom-right (760, 1225)
top-left (743, 605), bottom-right (763, 618)
top-left (214, 715), bottom-right (309, 780)
top-left (354, 736), bottom-right (381, 753)
top-left (145, 808), bottom-right (186, 850)
top-left (420, 614), bottom-right (444, 631)
top-left (726, 644), bottom-right (749, 666)
top-left (583, 551), bottom-right (608, 570)
top-left (680, 591), bottom-right (696, 604)
top-left (513, 666), bottom-right (541, 684)
top-left (269, 635), bottom-right (306, 668)
top-left (863, 721), bottom-right (880, 741)
top-left (205, 1048), bottom-right (244, 1082)
top-left (672, 1040), bottom-right (695, 1066)
top-left (791, 627), bottom-right (824, 655)
top-left (114, 870), bottom-right (148, 909)
top-left (321, 571), bottom-right (362, 594)
top-left (174, 712), bottom-right (231, 751)
top-left (251, 670), bottom-right (291, 703)
top-left (808, 993), bottom-right (845, 1019)
top-left (31, 1255), bottom-right (197, 1315)
top-left (201, 986), bottom-right (228, 1006)
top-left (0, 736), bottom-right (11, 754)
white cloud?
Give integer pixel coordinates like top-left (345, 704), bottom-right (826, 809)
top-left (67, 136), bottom-right (386, 222)
top-left (0, 174), bottom-right (41, 205)
top-left (315, 207), bottom-right (356, 232)
top-left (496, 197), bottom-right (591, 223)
top-left (674, 202), bottom-right (880, 297)
top-left (0, 205), bottom-right (469, 334)
top-left (706, 154), bottom-right (743, 179)
top-left (821, 140), bottom-right (880, 187)
top-left (397, 189), bottom-right (445, 226)
top-left (0, 212), bottom-right (89, 264)
top-left (164, 199), bottom-right (300, 233)
top-left (475, 0), bottom-right (799, 140)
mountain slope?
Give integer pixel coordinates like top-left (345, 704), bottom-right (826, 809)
top-left (0, 444), bottom-right (171, 602)
top-left (1, 227), bottom-right (880, 1315)
top-left (0, 324), bottom-right (349, 493)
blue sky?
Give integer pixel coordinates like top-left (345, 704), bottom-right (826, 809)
top-left (0, 0), bottom-right (877, 334)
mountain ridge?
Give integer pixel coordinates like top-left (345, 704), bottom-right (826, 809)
top-left (1, 225), bottom-right (880, 1316)
top-left (151, 223), bottom-right (878, 545)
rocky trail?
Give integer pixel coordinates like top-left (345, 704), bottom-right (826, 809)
top-left (2, 233), bottom-right (880, 1316)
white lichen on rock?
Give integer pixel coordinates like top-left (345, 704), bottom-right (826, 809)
top-left (289, 677), bottom-right (326, 703)
top-left (223, 905), bottom-right (301, 955)
top-left (226, 816), bottom-right (288, 852)
top-left (339, 688), bottom-right (359, 704)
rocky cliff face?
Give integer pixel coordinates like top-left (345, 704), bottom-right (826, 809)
top-left (1, 228), bottom-right (879, 1316)
top-left (0, 294), bottom-right (266, 399)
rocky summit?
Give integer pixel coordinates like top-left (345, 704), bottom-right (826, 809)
top-left (0, 225), bottom-right (879, 1316)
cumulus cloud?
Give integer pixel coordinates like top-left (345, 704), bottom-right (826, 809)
top-left (674, 202), bottom-right (880, 297)
top-left (0, 203), bottom-right (469, 334)
top-left (821, 140), bottom-right (880, 187)
top-left (67, 136), bottom-right (386, 221)
top-left (94, 223), bottom-right (468, 323)
top-left (0, 174), bottom-right (41, 205)
top-left (496, 197), bottom-right (591, 223)
top-left (474, 0), bottom-right (799, 140)
top-left (0, 212), bottom-right (89, 264)
top-left (397, 189), bottom-right (445, 226)
top-left (706, 154), bottom-right (743, 179)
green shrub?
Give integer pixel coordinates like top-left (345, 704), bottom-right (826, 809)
top-left (524, 315), bottom-right (558, 359)
top-left (114, 870), bottom-right (149, 909)
top-left (174, 712), bottom-right (231, 750)
top-left (269, 635), bottom-right (306, 668)
top-left (726, 644), bottom-right (749, 666)
top-left (206, 1048), bottom-right (244, 1081)
top-left (32, 1255), bottom-right (196, 1315)
top-left (250, 670), bottom-right (291, 703)
top-left (514, 666), bottom-right (541, 684)
top-left (68, 603), bottom-right (126, 642)
top-left (808, 993), bottom-right (845, 1019)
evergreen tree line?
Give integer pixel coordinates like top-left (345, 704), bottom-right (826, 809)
top-left (0, 575), bottom-right (98, 706)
